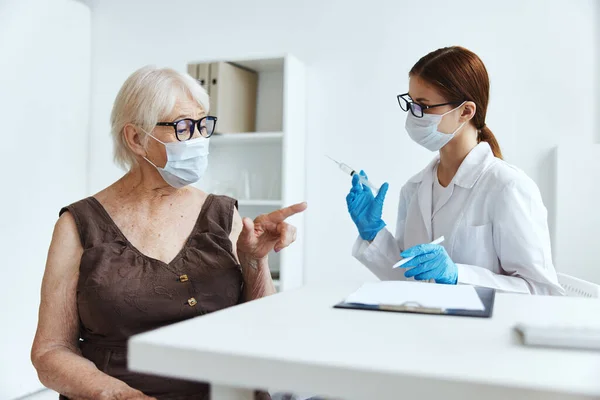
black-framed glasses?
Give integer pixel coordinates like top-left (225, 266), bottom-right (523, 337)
top-left (397, 93), bottom-right (463, 118)
top-left (156, 116), bottom-right (217, 141)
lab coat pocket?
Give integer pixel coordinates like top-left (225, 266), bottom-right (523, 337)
top-left (452, 223), bottom-right (496, 269)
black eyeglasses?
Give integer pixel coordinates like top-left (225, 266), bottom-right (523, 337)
top-left (156, 116), bottom-right (217, 141)
top-left (397, 93), bottom-right (464, 118)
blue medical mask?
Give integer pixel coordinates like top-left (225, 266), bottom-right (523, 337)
top-left (405, 102), bottom-right (466, 151)
top-left (143, 133), bottom-right (209, 189)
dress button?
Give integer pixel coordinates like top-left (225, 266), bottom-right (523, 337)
top-left (187, 297), bottom-right (197, 307)
top-left (179, 274), bottom-right (189, 282)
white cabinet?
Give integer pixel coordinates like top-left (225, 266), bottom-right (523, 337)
top-left (189, 55), bottom-right (306, 291)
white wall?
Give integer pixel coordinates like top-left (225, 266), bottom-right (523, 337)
top-left (555, 144), bottom-right (600, 284)
top-left (553, 2), bottom-right (600, 284)
top-left (87, 0), bottom-right (597, 285)
top-left (0, 0), bottom-right (90, 398)
top-left (597, 2), bottom-right (600, 144)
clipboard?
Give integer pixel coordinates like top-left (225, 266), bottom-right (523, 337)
top-left (334, 286), bottom-right (495, 318)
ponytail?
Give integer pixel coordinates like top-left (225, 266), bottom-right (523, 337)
top-left (477, 125), bottom-right (503, 160)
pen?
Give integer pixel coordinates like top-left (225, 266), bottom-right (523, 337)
top-left (392, 236), bottom-right (445, 269)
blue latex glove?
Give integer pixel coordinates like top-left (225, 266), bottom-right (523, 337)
top-left (345, 170), bottom-right (389, 241)
top-left (401, 244), bottom-right (458, 284)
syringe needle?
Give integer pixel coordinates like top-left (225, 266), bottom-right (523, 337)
top-left (326, 154), bottom-right (380, 192)
top-left (325, 155), bottom-right (339, 165)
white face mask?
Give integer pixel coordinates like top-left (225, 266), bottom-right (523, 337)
top-left (405, 102), bottom-right (466, 151)
top-left (143, 134), bottom-right (210, 189)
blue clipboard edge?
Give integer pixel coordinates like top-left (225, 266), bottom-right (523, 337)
top-left (333, 286), bottom-right (496, 318)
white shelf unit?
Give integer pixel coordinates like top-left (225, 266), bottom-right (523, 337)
top-left (191, 55), bottom-right (306, 292)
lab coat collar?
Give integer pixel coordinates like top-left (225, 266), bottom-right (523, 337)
top-left (407, 142), bottom-right (495, 189)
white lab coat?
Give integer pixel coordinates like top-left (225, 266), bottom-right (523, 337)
top-left (353, 142), bottom-right (564, 295)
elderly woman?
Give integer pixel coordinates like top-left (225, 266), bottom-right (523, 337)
top-left (31, 66), bottom-right (306, 399)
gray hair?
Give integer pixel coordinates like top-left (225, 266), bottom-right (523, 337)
top-left (110, 65), bottom-right (210, 169)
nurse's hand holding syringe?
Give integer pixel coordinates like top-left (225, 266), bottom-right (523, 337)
top-left (335, 156), bottom-right (390, 242)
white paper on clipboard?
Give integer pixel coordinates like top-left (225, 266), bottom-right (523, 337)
top-left (345, 281), bottom-right (485, 311)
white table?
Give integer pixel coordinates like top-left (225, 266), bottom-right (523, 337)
top-left (129, 282), bottom-right (600, 400)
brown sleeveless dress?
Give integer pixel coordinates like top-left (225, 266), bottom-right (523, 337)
top-left (58, 195), bottom-right (270, 400)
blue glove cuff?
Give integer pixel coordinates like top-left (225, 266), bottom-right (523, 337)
top-left (359, 220), bottom-right (386, 241)
top-left (450, 270), bottom-right (458, 285)
top-left (435, 269), bottom-right (458, 285)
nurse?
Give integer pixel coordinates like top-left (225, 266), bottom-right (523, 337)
top-left (347, 46), bottom-right (564, 295)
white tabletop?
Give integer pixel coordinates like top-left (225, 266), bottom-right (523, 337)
top-left (129, 282), bottom-right (600, 400)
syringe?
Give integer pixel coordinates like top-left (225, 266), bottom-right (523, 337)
top-left (326, 155), bottom-right (380, 192)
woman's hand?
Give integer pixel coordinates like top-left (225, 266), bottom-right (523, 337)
top-left (346, 171), bottom-right (389, 241)
top-left (401, 244), bottom-right (458, 284)
top-left (237, 202), bottom-right (307, 261)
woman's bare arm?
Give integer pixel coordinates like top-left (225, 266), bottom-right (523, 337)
top-left (31, 212), bottom-right (153, 400)
top-left (229, 208), bottom-right (276, 301)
